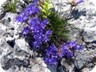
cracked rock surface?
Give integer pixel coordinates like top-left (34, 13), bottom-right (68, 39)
top-left (0, 0), bottom-right (51, 72)
top-left (50, 0), bottom-right (96, 72)
top-left (0, 0), bottom-right (96, 72)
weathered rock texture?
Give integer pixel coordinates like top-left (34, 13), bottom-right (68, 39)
top-left (50, 0), bottom-right (96, 72)
top-left (0, 0), bottom-right (96, 72)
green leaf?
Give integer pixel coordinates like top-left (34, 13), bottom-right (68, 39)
top-left (42, 9), bottom-right (47, 13)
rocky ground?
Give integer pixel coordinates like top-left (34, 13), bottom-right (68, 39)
top-left (50, 0), bottom-right (96, 72)
top-left (0, 0), bottom-right (96, 72)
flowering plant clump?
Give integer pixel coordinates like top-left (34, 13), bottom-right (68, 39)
top-left (59, 40), bottom-right (83, 58)
top-left (16, 0), bottom-right (52, 49)
top-left (29, 16), bottom-right (52, 48)
top-left (44, 40), bottom-right (83, 65)
top-left (16, 0), bottom-right (83, 65)
top-left (16, 2), bottom-right (40, 23)
top-left (44, 44), bottom-right (59, 65)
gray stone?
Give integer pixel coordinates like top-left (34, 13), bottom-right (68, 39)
top-left (0, 0), bottom-right (96, 72)
top-left (50, 0), bottom-right (96, 45)
top-left (82, 68), bottom-right (89, 72)
top-left (61, 58), bottom-right (74, 72)
top-left (48, 65), bottom-right (57, 72)
top-left (30, 57), bottom-right (51, 72)
top-left (74, 49), bottom-right (96, 71)
top-left (60, 49), bottom-right (96, 72)
top-left (68, 0), bottom-right (96, 43)
top-left (82, 30), bottom-right (96, 42)
top-left (1, 12), bottom-right (17, 27)
top-left (0, 38), bottom-right (13, 58)
top-left (16, 0), bottom-right (33, 13)
top-left (57, 66), bottom-right (66, 72)
top-left (51, 2), bottom-right (96, 72)
top-left (0, 8), bottom-right (5, 20)
top-left (15, 38), bottom-right (30, 52)
top-left (50, 0), bottom-right (71, 18)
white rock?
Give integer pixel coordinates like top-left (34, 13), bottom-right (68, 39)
top-left (82, 68), bottom-right (89, 72)
top-left (2, 12), bottom-right (17, 27)
top-left (0, 0), bottom-right (7, 7)
top-left (0, 65), bottom-right (6, 72)
top-left (90, 66), bottom-right (96, 72)
top-left (68, 0), bottom-right (96, 42)
top-left (15, 38), bottom-right (29, 52)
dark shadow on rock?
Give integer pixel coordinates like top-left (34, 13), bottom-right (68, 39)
top-left (48, 65), bottom-right (57, 72)
top-left (7, 40), bottom-right (15, 48)
top-left (2, 58), bottom-right (30, 70)
top-left (0, 12), bottom-right (6, 20)
top-left (57, 66), bottom-right (65, 72)
top-left (71, 9), bottom-right (86, 20)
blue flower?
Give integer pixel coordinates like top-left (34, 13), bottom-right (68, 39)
top-left (77, 0), bottom-right (84, 4)
top-left (16, 16), bottom-right (23, 22)
top-left (34, 0), bottom-right (38, 4)
top-left (67, 40), bottom-right (77, 48)
top-left (16, 11), bottom-right (29, 22)
top-left (44, 44), bottom-right (59, 65)
top-left (59, 40), bottom-right (83, 58)
top-left (66, 50), bottom-right (73, 58)
top-left (22, 27), bottom-right (30, 35)
top-left (45, 30), bottom-right (52, 36)
top-left (16, 0), bottom-right (84, 66)
top-left (40, 18), bottom-right (49, 29)
top-left (25, 4), bottom-right (36, 15)
top-left (43, 30), bottom-right (52, 42)
top-left (16, 3), bottom-right (40, 23)
top-left (29, 16), bottom-right (52, 48)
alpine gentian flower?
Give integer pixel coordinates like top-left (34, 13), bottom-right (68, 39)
top-left (41, 18), bottom-right (49, 29)
top-left (44, 40), bottom-right (83, 65)
top-left (16, 15), bottom-right (23, 23)
top-left (67, 40), bottom-right (77, 48)
top-left (77, 0), bottom-right (84, 4)
top-left (44, 44), bottom-right (59, 65)
top-left (43, 30), bottom-right (52, 42)
top-left (16, 0), bottom-right (51, 48)
top-left (34, 0), bottom-right (38, 4)
top-left (61, 43), bottom-right (73, 58)
top-left (29, 16), bottom-right (52, 48)
top-left (66, 50), bottom-right (73, 58)
top-left (45, 30), bottom-right (52, 36)
top-left (22, 27), bottom-right (30, 35)
top-left (16, 11), bottom-right (29, 23)
top-left (59, 40), bottom-right (83, 58)
top-left (16, 0), bottom-right (84, 66)
top-left (16, 2), bottom-right (40, 23)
